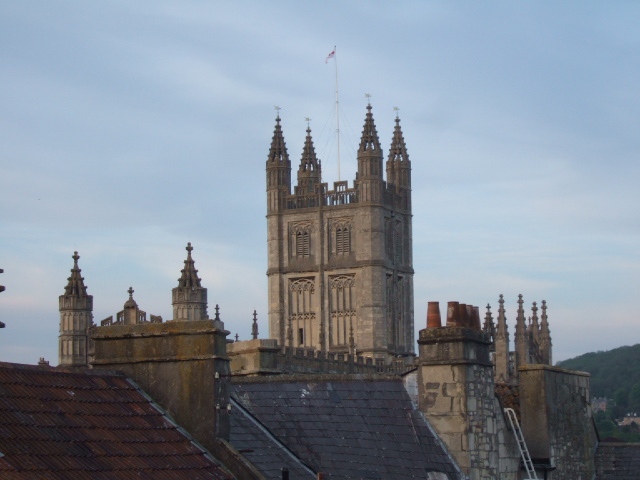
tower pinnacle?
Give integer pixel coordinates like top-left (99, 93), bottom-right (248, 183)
top-left (296, 125), bottom-right (321, 195)
top-left (172, 243), bottom-right (208, 321)
top-left (358, 103), bottom-right (382, 154)
top-left (266, 114), bottom-right (292, 212)
top-left (59, 251), bottom-right (93, 367)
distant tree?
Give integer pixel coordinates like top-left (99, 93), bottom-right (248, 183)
top-left (614, 387), bottom-right (629, 410)
top-left (629, 383), bottom-right (640, 412)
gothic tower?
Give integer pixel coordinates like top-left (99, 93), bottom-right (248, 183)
top-left (172, 242), bottom-right (208, 321)
top-left (266, 104), bottom-right (414, 363)
top-left (59, 251), bottom-right (93, 367)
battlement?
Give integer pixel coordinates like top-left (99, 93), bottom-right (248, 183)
top-left (228, 339), bottom-right (414, 377)
top-left (283, 179), bottom-right (410, 211)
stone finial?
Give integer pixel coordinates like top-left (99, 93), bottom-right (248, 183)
top-left (251, 310), bottom-right (259, 340)
top-left (177, 242), bottom-right (202, 289)
top-left (124, 287), bottom-right (137, 308)
top-left (484, 304), bottom-right (494, 333)
top-left (63, 251), bottom-right (89, 297)
top-left (234, 333), bottom-right (239, 342)
top-left (531, 301), bottom-right (540, 341)
top-left (215, 304), bottom-right (220, 321)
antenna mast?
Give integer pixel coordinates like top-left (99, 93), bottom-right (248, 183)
top-left (332, 46), bottom-right (341, 181)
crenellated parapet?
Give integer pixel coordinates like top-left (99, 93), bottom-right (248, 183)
top-left (228, 339), bottom-right (414, 377)
top-left (99, 287), bottom-right (162, 326)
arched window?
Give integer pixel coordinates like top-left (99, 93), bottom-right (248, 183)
top-left (291, 222), bottom-right (312, 259)
top-left (329, 275), bottom-right (356, 348)
top-left (336, 226), bottom-right (350, 254)
top-left (288, 278), bottom-right (316, 348)
top-left (296, 230), bottom-right (310, 257)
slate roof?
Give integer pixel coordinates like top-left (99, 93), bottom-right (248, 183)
top-left (0, 362), bottom-right (233, 479)
top-left (230, 375), bottom-right (459, 480)
top-left (595, 443), bottom-right (640, 480)
top-left (230, 397), bottom-right (315, 479)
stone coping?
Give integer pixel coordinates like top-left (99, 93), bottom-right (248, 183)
top-left (232, 373), bottom-right (400, 384)
top-left (91, 318), bottom-right (228, 339)
top-left (518, 364), bottom-right (590, 377)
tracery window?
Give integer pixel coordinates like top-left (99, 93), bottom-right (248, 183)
top-left (385, 217), bottom-right (402, 264)
top-left (329, 275), bottom-right (356, 348)
top-left (288, 278), bottom-right (316, 348)
top-left (386, 274), bottom-right (406, 353)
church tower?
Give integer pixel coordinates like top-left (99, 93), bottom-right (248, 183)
top-left (172, 242), bottom-right (208, 321)
top-left (59, 251), bottom-right (93, 367)
top-left (266, 104), bottom-right (414, 364)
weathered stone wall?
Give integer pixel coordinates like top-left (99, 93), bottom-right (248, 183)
top-left (495, 405), bottom-right (520, 479)
top-left (91, 319), bottom-right (231, 450)
top-left (417, 326), bottom-right (508, 479)
top-left (520, 365), bottom-right (597, 480)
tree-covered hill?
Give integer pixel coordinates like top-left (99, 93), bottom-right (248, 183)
top-left (558, 344), bottom-right (640, 400)
top-left (559, 344), bottom-right (640, 441)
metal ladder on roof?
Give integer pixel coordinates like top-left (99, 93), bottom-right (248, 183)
top-left (504, 407), bottom-right (539, 480)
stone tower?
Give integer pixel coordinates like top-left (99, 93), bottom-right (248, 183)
top-left (172, 242), bottom-right (208, 321)
top-left (266, 104), bottom-right (414, 363)
top-left (59, 251), bottom-right (93, 367)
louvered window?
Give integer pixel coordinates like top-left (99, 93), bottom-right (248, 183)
top-left (336, 227), bottom-right (350, 254)
top-left (296, 231), bottom-right (310, 258)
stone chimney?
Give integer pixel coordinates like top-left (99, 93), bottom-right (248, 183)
top-left (417, 300), bottom-right (500, 479)
top-left (91, 317), bottom-right (231, 447)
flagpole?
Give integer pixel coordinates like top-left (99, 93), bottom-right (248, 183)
top-left (333, 46), bottom-right (341, 181)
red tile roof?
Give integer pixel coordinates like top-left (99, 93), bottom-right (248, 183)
top-left (0, 362), bottom-right (234, 479)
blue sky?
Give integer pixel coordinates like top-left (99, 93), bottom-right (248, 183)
top-left (1, 2), bottom-right (639, 364)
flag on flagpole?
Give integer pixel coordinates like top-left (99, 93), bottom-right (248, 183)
top-left (325, 49), bottom-right (335, 63)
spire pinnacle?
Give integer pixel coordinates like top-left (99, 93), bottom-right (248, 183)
top-left (64, 251), bottom-right (89, 297)
top-left (358, 102), bottom-right (381, 153)
top-left (297, 123), bottom-right (321, 193)
top-left (251, 310), bottom-right (259, 340)
top-left (388, 115), bottom-right (410, 164)
top-left (496, 294), bottom-right (508, 336)
top-left (267, 113), bottom-right (290, 165)
top-left (177, 242), bottom-right (202, 289)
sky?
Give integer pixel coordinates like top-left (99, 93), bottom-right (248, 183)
top-left (1, 1), bottom-right (639, 365)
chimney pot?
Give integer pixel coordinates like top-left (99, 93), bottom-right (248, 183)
top-left (447, 302), bottom-right (459, 327)
top-left (427, 302), bottom-right (442, 328)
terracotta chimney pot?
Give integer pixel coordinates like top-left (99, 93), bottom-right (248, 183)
top-left (447, 301), bottom-right (459, 327)
top-left (427, 302), bottom-right (442, 328)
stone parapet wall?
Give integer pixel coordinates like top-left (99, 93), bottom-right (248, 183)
top-left (229, 339), bottom-right (414, 376)
top-left (520, 365), bottom-right (597, 479)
